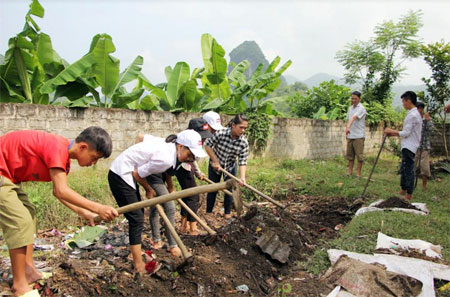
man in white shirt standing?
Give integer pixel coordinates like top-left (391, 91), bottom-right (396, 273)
top-left (345, 91), bottom-right (367, 179)
top-left (384, 91), bottom-right (422, 201)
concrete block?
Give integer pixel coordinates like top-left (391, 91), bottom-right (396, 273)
top-left (0, 104), bottom-right (15, 117)
top-left (16, 104), bottom-right (37, 117)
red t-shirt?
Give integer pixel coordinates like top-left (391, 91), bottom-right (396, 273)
top-left (0, 130), bottom-right (71, 184)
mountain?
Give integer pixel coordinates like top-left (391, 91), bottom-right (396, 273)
top-left (284, 75), bottom-right (300, 85)
top-left (302, 73), bottom-right (344, 88)
top-left (300, 72), bottom-right (425, 107)
top-left (228, 40), bottom-right (287, 85)
top-left (391, 84), bottom-right (426, 107)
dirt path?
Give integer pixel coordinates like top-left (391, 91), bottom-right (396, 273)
top-left (0, 194), bottom-right (360, 296)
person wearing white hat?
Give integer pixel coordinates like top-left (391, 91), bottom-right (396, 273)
top-left (203, 111), bottom-right (225, 134)
top-left (108, 129), bottom-right (206, 274)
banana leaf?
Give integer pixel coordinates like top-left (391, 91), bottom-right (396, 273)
top-left (40, 53), bottom-right (95, 94)
top-left (13, 47), bottom-right (32, 101)
top-left (138, 94), bottom-right (162, 111)
top-left (90, 34), bottom-right (120, 99)
top-left (54, 81), bottom-right (90, 100)
top-left (181, 79), bottom-right (197, 110)
top-left (167, 62), bottom-right (190, 108)
top-left (0, 77), bottom-right (25, 102)
top-left (112, 88), bottom-right (144, 108)
top-left (265, 56), bottom-right (280, 73)
top-left (111, 55), bottom-right (143, 95)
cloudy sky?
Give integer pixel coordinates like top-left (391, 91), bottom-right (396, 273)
top-left (1, 0), bottom-right (449, 86)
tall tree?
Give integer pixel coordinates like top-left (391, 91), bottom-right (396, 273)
top-left (421, 40), bottom-right (450, 157)
top-left (336, 10), bottom-right (423, 105)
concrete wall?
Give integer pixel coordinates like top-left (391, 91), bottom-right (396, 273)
top-left (262, 117), bottom-right (385, 159)
top-left (1, 104), bottom-right (448, 167)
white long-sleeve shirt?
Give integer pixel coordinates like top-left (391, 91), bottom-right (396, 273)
top-left (110, 136), bottom-right (177, 189)
top-left (399, 107), bottom-right (422, 154)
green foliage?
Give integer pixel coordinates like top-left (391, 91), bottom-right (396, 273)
top-left (420, 40), bottom-right (450, 157)
top-left (336, 10), bottom-right (423, 105)
top-left (288, 80), bottom-right (351, 120)
top-left (277, 283), bottom-right (292, 297)
top-left (1, 1), bottom-right (292, 118)
top-left (246, 112), bottom-right (272, 154)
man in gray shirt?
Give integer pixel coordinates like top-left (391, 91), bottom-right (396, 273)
top-left (345, 91), bottom-right (367, 179)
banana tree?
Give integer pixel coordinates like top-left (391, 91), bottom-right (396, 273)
top-left (201, 34), bottom-right (231, 104)
top-left (41, 34), bottom-right (145, 108)
top-left (0, 0), bottom-right (63, 104)
top-left (223, 56), bottom-right (292, 114)
top-left (137, 60), bottom-right (223, 112)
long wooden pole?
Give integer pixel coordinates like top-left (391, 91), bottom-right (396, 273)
top-left (219, 168), bottom-right (285, 208)
top-left (94, 180), bottom-right (235, 223)
top-left (155, 204), bottom-right (191, 260)
top-left (117, 180), bottom-right (234, 215)
top-left (176, 198), bottom-right (216, 235)
top-left (361, 135), bottom-right (387, 198)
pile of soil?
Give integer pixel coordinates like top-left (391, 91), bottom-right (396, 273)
top-left (0, 195), bottom-right (357, 297)
top-left (376, 197), bottom-right (420, 210)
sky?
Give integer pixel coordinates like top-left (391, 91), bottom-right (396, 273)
top-left (1, 0), bottom-right (449, 86)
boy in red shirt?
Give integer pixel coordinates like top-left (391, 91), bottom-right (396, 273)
top-left (0, 127), bottom-right (118, 297)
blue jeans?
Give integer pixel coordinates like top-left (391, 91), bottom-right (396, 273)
top-left (400, 148), bottom-right (415, 194)
top-left (206, 164), bottom-right (237, 214)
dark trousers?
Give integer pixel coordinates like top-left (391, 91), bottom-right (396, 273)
top-left (108, 170), bottom-right (144, 245)
top-left (206, 164), bottom-right (237, 214)
top-left (175, 168), bottom-right (199, 222)
top-left (400, 148), bottom-right (415, 195)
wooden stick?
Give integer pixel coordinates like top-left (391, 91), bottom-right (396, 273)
top-left (219, 168), bottom-right (285, 208)
top-left (117, 180), bottom-right (234, 215)
top-left (361, 135), bottom-right (387, 198)
top-left (94, 180), bottom-right (235, 223)
top-left (176, 198), bottom-right (216, 235)
top-left (155, 204), bottom-right (191, 260)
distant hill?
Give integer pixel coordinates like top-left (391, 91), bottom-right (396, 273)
top-left (284, 75), bottom-right (300, 85)
top-left (228, 41), bottom-right (287, 85)
top-left (300, 73), bottom-right (425, 107)
top-left (391, 84), bottom-right (426, 107)
top-left (302, 73), bottom-right (345, 88)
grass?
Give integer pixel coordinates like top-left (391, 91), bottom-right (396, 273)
top-left (22, 166), bottom-right (115, 230)
top-left (239, 155), bottom-right (450, 273)
top-left (4, 154), bottom-right (449, 276)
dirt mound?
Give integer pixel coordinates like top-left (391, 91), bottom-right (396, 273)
top-left (0, 195), bottom-right (356, 296)
top-left (376, 197), bottom-right (420, 210)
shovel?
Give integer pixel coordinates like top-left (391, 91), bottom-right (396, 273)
top-left (361, 135), bottom-right (387, 198)
top-left (218, 168), bottom-right (285, 208)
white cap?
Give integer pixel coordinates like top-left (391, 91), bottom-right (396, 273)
top-left (176, 129), bottom-right (207, 158)
top-left (203, 111), bottom-right (225, 131)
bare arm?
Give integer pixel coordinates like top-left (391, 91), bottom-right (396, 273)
top-left (345, 115), bottom-right (358, 135)
top-left (163, 172), bottom-right (175, 193)
top-left (205, 146), bottom-right (220, 171)
top-left (239, 165), bottom-right (247, 185)
top-left (50, 168), bottom-right (118, 222)
top-left (132, 170), bottom-right (156, 199)
top-left (384, 128), bottom-right (400, 137)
